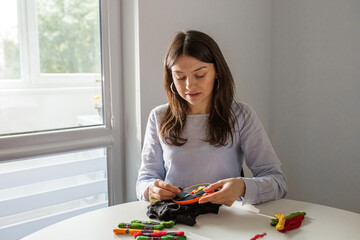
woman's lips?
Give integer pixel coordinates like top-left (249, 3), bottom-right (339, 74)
top-left (187, 93), bottom-right (200, 98)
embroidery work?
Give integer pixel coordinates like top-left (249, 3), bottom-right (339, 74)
top-left (172, 183), bottom-right (213, 205)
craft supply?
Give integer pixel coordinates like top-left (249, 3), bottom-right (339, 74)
top-left (278, 214), bottom-right (305, 233)
top-left (270, 212), bottom-right (306, 233)
top-left (131, 220), bottom-right (161, 225)
top-left (275, 213), bottom-right (286, 231)
top-left (131, 220), bottom-right (175, 228)
top-left (135, 235), bottom-right (186, 240)
top-left (250, 232), bottom-right (267, 240)
top-left (118, 222), bottom-right (164, 230)
top-left (286, 212), bottom-right (306, 219)
top-left (189, 186), bottom-right (205, 195)
top-left (172, 183), bottom-right (213, 205)
top-left (134, 231), bottom-right (184, 238)
top-left (113, 228), bottom-right (160, 235)
top-left (270, 212), bottom-right (306, 226)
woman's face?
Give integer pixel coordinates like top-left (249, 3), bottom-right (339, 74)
top-left (171, 55), bottom-right (216, 114)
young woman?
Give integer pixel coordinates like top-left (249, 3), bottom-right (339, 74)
top-left (136, 30), bottom-right (287, 206)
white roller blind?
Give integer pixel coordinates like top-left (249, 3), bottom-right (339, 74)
top-left (0, 148), bottom-right (108, 240)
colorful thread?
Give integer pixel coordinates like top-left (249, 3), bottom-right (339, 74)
top-left (274, 213), bottom-right (286, 231)
top-left (271, 212), bottom-right (306, 233)
top-left (118, 222), bottom-right (164, 230)
top-left (250, 232), bottom-right (267, 240)
top-left (135, 236), bottom-right (186, 240)
top-left (113, 228), bottom-right (160, 235)
top-left (134, 231), bottom-right (184, 238)
top-left (131, 220), bottom-right (161, 225)
top-left (189, 186), bottom-right (205, 195)
top-left (278, 215), bottom-right (305, 233)
top-left (270, 212), bottom-right (306, 226)
top-left (131, 220), bottom-right (175, 228)
top-left (172, 183), bottom-right (213, 205)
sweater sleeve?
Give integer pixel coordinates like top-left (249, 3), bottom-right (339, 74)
top-left (136, 108), bottom-right (166, 201)
top-left (239, 104), bottom-right (287, 204)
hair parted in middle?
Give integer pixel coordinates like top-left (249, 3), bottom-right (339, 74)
top-left (160, 30), bottom-right (237, 146)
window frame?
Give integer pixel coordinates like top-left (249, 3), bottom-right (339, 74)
top-left (0, 0), bottom-right (124, 205)
top-left (0, 0), bottom-right (25, 86)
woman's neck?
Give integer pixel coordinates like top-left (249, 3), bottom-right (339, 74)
top-left (187, 104), bottom-right (210, 115)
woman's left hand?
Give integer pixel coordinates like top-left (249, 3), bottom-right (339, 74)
top-left (198, 178), bottom-right (246, 206)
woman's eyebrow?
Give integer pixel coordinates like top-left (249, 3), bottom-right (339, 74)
top-left (172, 66), bottom-right (207, 74)
top-left (193, 66), bottom-right (207, 72)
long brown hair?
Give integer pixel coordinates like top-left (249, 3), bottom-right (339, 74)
top-left (160, 30), bottom-right (237, 146)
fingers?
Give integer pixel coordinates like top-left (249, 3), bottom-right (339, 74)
top-left (149, 188), bottom-right (173, 201)
top-left (199, 189), bottom-right (235, 206)
top-left (148, 179), bottom-right (181, 201)
top-left (203, 181), bottom-right (223, 193)
top-left (198, 178), bottom-right (246, 206)
top-left (155, 179), bottom-right (181, 194)
top-left (199, 181), bottom-right (224, 204)
top-left (198, 191), bottom-right (223, 204)
top-left (147, 178), bottom-right (245, 206)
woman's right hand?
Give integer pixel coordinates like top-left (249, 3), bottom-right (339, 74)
top-left (147, 179), bottom-right (181, 201)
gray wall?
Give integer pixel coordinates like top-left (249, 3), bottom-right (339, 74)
top-left (121, 0), bottom-right (360, 213)
top-left (270, 0), bottom-right (360, 212)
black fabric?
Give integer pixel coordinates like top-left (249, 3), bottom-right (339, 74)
top-left (146, 200), bottom-right (221, 226)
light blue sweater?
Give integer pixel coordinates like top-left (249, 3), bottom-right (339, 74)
top-left (136, 102), bottom-right (287, 204)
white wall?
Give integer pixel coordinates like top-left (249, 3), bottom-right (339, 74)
top-left (270, 0), bottom-right (360, 212)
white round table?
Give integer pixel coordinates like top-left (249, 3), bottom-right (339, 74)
top-left (21, 199), bottom-right (360, 240)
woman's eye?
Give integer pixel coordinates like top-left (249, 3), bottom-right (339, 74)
top-left (176, 76), bottom-right (186, 80)
top-left (196, 75), bottom-right (205, 78)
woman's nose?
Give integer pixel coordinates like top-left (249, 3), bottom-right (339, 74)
top-left (186, 77), bottom-right (196, 89)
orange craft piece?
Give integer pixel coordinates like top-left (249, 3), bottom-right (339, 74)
top-left (172, 183), bottom-right (213, 205)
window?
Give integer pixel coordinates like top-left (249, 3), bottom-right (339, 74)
top-left (0, 0), bottom-right (123, 239)
top-left (0, 0), bottom-right (103, 136)
top-left (36, 0), bottom-right (101, 75)
top-left (1, 0), bottom-right (101, 84)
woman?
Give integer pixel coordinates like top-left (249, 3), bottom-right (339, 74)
top-left (136, 30), bottom-right (287, 206)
